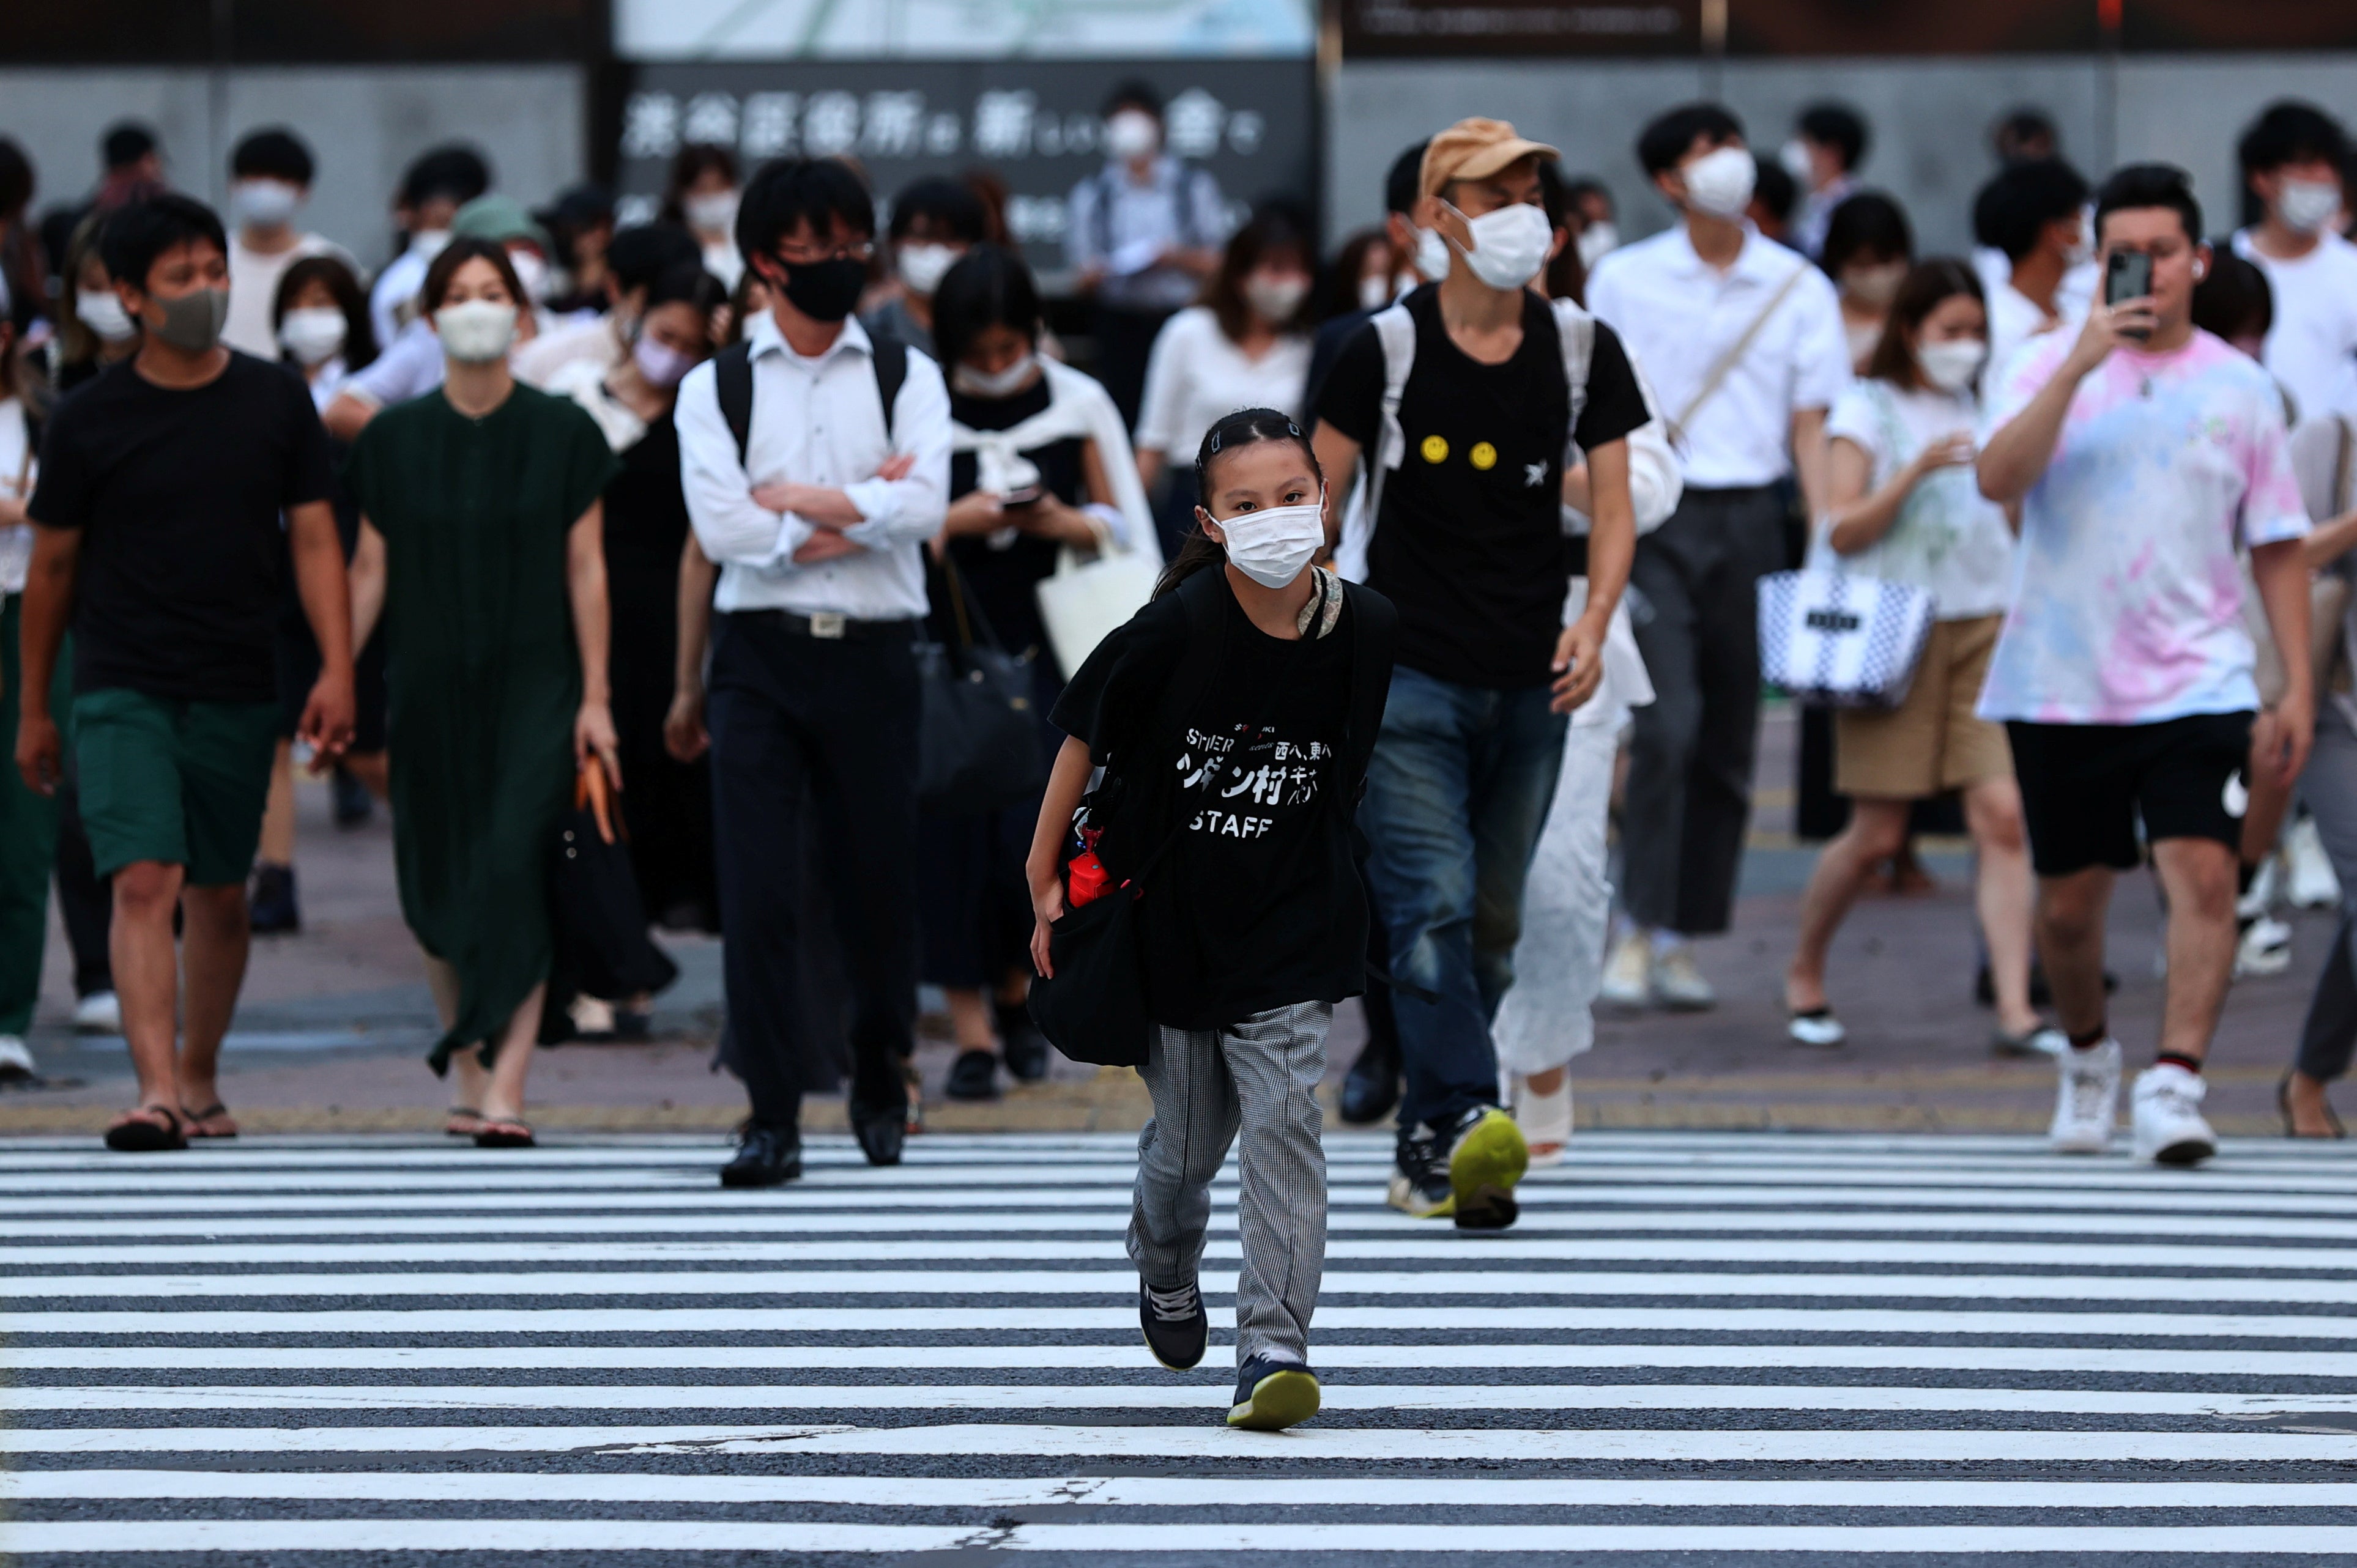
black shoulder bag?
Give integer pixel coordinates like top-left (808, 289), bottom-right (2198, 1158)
top-left (917, 555), bottom-right (1050, 815)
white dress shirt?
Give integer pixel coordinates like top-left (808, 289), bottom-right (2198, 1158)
top-left (1586, 224), bottom-right (1850, 489)
top-left (675, 309), bottom-right (950, 619)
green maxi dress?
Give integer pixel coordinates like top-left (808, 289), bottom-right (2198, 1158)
top-left (346, 385), bottom-right (618, 1072)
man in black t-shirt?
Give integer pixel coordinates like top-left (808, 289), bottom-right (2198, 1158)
top-left (21, 194), bottom-right (354, 1152)
top-left (1313, 118), bottom-right (1646, 1228)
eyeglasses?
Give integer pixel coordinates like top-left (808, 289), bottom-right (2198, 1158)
top-left (774, 240), bottom-right (875, 265)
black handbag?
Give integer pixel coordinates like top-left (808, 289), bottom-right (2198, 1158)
top-left (918, 558), bottom-right (1050, 817)
top-left (540, 760), bottom-right (680, 1043)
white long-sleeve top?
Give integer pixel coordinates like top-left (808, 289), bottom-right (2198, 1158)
top-left (675, 309), bottom-right (951, 618)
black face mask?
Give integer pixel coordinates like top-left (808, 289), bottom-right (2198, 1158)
top-left (778, 256), bottom-right (867, 323)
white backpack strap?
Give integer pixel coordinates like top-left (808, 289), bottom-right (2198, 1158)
top-left (1336, 301), bottom-right (1417, 583)
top-left (1551, 298), bottom-right (1595, 435)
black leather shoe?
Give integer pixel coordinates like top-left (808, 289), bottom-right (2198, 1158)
top-left (1338, 1034), bottom-right (1401, 1126)
top-left (944, 1048), bottom-right (999, 1101)
top-left (852, 1103), bottom-right (906, 1166)
top-left (997, 1002), bottom-right (1052, 1083)
top-left (720, 1123), bottom-right (801, 1188)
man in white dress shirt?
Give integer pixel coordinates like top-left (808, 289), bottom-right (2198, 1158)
top-left (1586, 103), bottom-right (1850, 1011)
top-left (675, 158), bottom-right (951, 1188)
top-left (2231, 102), bottom-right (2357, 423)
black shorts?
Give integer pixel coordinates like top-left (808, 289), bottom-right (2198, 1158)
top-left (2006, 712), bottom-right (2254, 877)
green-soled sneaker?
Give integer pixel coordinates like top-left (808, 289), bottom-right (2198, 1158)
top-left (1446, 1104), bottom-right (1529, 1232)
top-left (1228, 1356), bottom-right (1321, 1431)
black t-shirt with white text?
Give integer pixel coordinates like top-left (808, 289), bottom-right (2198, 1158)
top-left (1051, 576), bottom-right (1365, 1031)
top-left (30, 353), bottom-right (336, 703)
top-left (1316, 289), bottom-right (1647, 690)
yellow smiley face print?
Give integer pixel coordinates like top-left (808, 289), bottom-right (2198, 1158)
top-left (1469, 441), bottom-right (1498, 470)
top-left (1420, 434), bottom-right (1449, 464)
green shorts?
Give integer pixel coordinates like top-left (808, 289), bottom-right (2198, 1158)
top-left (73, 689), bottom-right (281, 887)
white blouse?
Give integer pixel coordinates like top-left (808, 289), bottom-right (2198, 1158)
top-left (1132, 306), bottom-right (1310, 464)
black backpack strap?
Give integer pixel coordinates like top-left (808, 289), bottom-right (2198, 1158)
top-left (869, 335), bottom-right (908, 442)
top-left (713, 341), bottom-right (754, 468)
top-left (1336, 581), bottom-right (1399, 807)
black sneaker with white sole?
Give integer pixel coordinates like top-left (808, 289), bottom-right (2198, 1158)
top-left (1228, 1355), bottom-right (1321, 1430)
top-left (1140, 1279), bottom-right (1207, 1370)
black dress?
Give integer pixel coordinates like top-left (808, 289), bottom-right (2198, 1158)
top-left (601, 406), bottom-right (720, 933)
top-left (919, 376), bottom-right (1086, 989)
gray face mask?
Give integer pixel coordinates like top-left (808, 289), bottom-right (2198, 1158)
top-left (150, 287), bottom-right (230, 353)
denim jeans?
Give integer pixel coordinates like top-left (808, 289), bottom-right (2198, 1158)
top-left (1358, 666), bottom-right (1568, 1134)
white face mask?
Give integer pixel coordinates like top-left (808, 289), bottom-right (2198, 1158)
top-left (278, 306), bottom-right (347, 367)
top-left (1840, 261), bottom-right (1908, 309)
top-left (896, 242), bottom-right (961, 297)
top-left (2062, 209), bottom-right (2094, 268)
top-left (1105, 111), bottom-right (1160, 163)
top-left (1916, 338), bottom-right (1986, 394)
top-left (2279, 177), bottom-right (2342, 236)
top-left (1778, 139), bottom-right (1814, 184)
top-left (1443, 200), bottom-right (1552, 291)
top-left (1575, 221), bottom-right (1619, 269)
top-left (952, 353), bottom-right (1037, 399)
top-left (1242, 273), bottom-right (1309, 324)
top-left (410, 229), bottom-right (453, 263)
top-left (434, 298), bottom-right (518, 363)
top-left (230, 179), bottom-right (302, 230)
top-left (1359, 272), bottom-right (1392, 311)
top-left (685, 189), bottom-right (740, 237)
top-left (75, 289), bottom-right (138, 344)
top-left (1412, 225), bottom-right (1453, 283)
top-left (1679, 146), bottom-right (1757, 220)
top-left (506, 249), bottom-right (551, 305)
top-left (1209, 492), bottom-right (1326, 591)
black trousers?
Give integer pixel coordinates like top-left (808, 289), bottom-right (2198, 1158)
top-left (707, 613), bottom-right (921, 1126)
top-left (1622, 485), bottom-right (1789, 936)
top-left (1091, 302), bottom-right (1176, 433)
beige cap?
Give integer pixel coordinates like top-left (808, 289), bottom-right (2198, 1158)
top-left (1419, 117), bottom-right (1561, 199)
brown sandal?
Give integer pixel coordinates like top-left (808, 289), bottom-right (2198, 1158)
top-left (181, 1102), bottom-right (239, 1139)
top-left (104, 1104), bottom-right (188, 1152)
top-left (473, 1117), bottom-right (536, 1148)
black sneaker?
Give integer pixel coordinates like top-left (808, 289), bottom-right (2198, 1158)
top-left (331, 765), bottom-right (374, 828)
top-left (1228, 1355), bottom-right (1320, 1430)
top-left (248, 864), bottom-right (300, 934)
top-left (1139, 1279), bottom-right (1208, 1370)
top-left (720, 1123), bottom-right (801, 1188)
top-left (997, 1002), bottom-right (1051, 1084)
top-left (1387, 1122), bottom-right (1453, 1218)
top-left (944, 1048), bottom-right (999, 1101)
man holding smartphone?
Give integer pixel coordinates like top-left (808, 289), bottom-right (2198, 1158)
top-left (1977, 165), bottom-right (2312, 1166)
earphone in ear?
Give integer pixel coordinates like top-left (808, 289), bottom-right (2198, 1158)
top-left (2192, 258), bottom-right (2208, 281)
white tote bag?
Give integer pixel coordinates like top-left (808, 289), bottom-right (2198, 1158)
top-left (1757, 568), bottom-right (1934, 709)
top-left (1037, 547), bottom-right (1162, 675)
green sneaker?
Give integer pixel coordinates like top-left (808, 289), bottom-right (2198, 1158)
top-left (1445, 1105), bottom-right (1528, 1231)
top-left (1228, 1356), bottom-right (1321, 1431)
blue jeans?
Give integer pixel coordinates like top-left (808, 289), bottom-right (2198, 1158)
top-left (1358, 667), bottom-right (1568, 1134)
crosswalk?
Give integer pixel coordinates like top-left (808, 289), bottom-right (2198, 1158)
top-left (6, 1129), bottom-right (2357, 1562)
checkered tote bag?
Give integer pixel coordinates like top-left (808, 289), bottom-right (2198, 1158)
top-left (1757, 567), bottom-right (1936, 709)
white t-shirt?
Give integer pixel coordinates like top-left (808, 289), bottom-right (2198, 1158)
top-left (225, 232), bottom-right (354, 360)
top-left (0, 398), bottom-right (33, 596)
top-left (1132, 306), bottom-right (1311, 462)
top-left (2232, 228), bottom-right (2357, 423)
top-left (1977, 329), bottom-right (2311, 725)
top-left (1824, 378), bottom-right (2014, 621)
top-left (1986, 278), bottom-right (2074, 396)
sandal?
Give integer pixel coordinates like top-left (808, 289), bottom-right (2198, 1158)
top-left (445, 1106), bottom-right (485, 1138)
top-left (180, 1102), bottom-right (239, 1139)
top-left (104, 1103), bottom-right (188, 1152)
top-left (2279, 1073), bottom-right (2347, 1139)
top-left (473, 1117), bottom-right (536, 1149)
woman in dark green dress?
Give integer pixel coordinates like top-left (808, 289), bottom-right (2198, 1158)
top-left (346, 238), bottom-right (620, 1148)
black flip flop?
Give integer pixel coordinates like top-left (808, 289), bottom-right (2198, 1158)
top-left (181, 1102), bottom-right (239, 1139)
top-left (104, 1104), bottom-right (188, 1152)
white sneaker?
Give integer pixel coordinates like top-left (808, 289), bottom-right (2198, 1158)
top-left (1652, 945), bottom-right (1717, 1011)
top-left (2132, 1062), bottom-right (2218, 1166)
top-left (2050, 1038), bottom-right (2121, 1154)
top-left (2238, 853), bottom-right (2282, 921)
top-left (0, 1034), bottom-right (34, 1081)
top-left (2288, 816), bottom-right (2342, 910)
top-left (72, 991), bottom-right (121, 1034)
top-left (1598, 931), bottom-right (1652, 1010)
top-left (2235, 915), bottom-right (2293, 979)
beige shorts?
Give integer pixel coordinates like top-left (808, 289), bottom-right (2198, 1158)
top-left (1834, 613), bottom-right (2011, 800)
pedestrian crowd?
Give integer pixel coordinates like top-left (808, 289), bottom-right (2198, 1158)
top-left (0, 80), bottom-right (2353, 1426)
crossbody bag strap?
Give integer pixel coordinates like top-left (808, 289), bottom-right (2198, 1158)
top-left (713, 341), bottom-right (755, 467)
top-left (1668, 261), bottom-right (1810, 446)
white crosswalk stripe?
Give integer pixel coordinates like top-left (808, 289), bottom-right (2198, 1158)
top-left (6, 1129), bottom-right (2357, 1564)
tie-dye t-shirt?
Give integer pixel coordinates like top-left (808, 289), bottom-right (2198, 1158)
top-left (1975, 329), bottom-right (2309, 725)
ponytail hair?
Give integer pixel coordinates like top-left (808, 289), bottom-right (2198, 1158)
top-left (1153, 405), bottom-right (1323, 599)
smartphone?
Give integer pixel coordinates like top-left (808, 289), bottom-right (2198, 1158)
top-left (2105, 250), bottom-right (2153, 340)
top-left (1000, 486), bottom-right (1043, 509)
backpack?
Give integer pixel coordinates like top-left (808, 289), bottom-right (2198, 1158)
top-left (711, 333), bottom-right (908, 465)
top-left (1333, 295), bottom-right (1595, 583)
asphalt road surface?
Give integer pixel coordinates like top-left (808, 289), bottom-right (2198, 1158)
top-left (6, 1130), bottom-right (2357, 1564)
